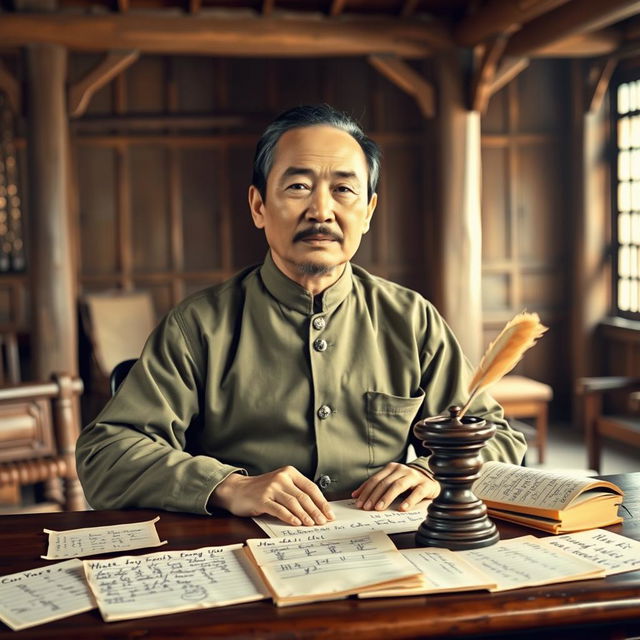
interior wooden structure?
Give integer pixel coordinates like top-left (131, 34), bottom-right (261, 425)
top-left (0, 0), bottom-right (639, 497)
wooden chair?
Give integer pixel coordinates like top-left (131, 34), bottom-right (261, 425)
top-left (0, 373), bottom-right (85, 512)
top-left (491, 375), bottom-right (553, 464)
top-left (576, 376), bottom-right (640, 473)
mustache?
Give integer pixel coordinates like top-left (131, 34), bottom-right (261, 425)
top-left (293, 225), bottom-right (343, 243)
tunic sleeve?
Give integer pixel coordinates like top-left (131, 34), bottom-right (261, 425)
top-left (75, 309), bottom-right (246, 515)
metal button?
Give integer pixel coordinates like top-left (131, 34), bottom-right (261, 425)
top-left (317, 404), bottom-right (332, 420)
top-left (317, 475), bottom-right (332, 490)
top-left (312, 316), bottom-right (326, 330)
top-left (313, 338), bottom-right (328, 352)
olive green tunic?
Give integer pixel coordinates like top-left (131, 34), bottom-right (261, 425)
top-left (76, 253), bottom-right (526, 514)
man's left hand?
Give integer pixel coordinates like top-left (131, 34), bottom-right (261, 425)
top-left (351, 462), bottom-right (439, 512)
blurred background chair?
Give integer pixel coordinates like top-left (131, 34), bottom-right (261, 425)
top-left (110, 358), bottom-right (137, 396)
top-left (80, 290), bottom-right (155, 419)
top-left (0, 331), bottom-right (21, 386)
top-left (491, 375), bottom-right (554, 465)
top-left (0, 372), bottom-right (85, 513)
top-left (576, 376), bottom-right (640, 473)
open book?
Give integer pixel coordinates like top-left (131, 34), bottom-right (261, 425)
top-left (473, 462), bottom-right (624, 533)
top-left (244, 531), bottom-right (423, 606)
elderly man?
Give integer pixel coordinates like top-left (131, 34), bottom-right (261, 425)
top-left (76, 104), bottom-right (526, 527)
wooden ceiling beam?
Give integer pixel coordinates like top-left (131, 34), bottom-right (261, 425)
top-left (504, 0), bottom-right (640, 58)
top-left (455, 0), bottom-right (571, 47)
top-left (470, 34), bottom-right (508, 113)
top-left (531, 27), bottom-right (622, 57)
top-left (0, 14), bottom-right (451, 58)
top-left (587, 57), bottom-right (617, 113)
top-left (489, 56), bottom-right (529, 95)
top-left (368, 54), bottom-right (435, 118)
top-left (68, 50), bottom-right (139, 118)
top-left (329, 0), bottom-right (347, 17)
top-left (401, 0), bottom-right (420, 17)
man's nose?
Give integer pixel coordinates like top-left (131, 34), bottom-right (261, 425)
top-left (306, 188), bottom-right (335, 222)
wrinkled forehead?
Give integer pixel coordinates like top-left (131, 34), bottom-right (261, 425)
top-left (269, 125), bottom-right (369, 179)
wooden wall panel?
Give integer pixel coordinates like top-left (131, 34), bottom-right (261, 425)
top-left (174, 57), bottom-right (218, 112)
top-left (127, 57), bottom-right (166, 112)
top-left (76, 145), bottom-right (117, 275)
top-left (481, 146), bottom-right (510, 261)
top-left (180, 148), bottom-right (224, 271)
top-left (130, 146), bottom-right (171, 272)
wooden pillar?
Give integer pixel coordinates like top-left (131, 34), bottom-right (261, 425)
top-left (570, 60), bottom-right (610, 423)
top-left (25, 44), bottom-right (78, 379)
top-left (435, 53), bottom-right (483, 364)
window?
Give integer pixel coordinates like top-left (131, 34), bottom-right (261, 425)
top-left (613, 76), bottom-right (640, 318)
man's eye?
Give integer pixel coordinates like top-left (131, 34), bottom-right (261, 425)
top-left (335, 185), bottom-right (356, 194)
top-left (286, 183), bottom-right (309, 191)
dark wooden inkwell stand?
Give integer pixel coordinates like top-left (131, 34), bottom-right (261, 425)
top-left (413, 406), bottom-right (499, 550)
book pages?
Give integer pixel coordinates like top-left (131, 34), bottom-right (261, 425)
top-left (0, 559), bottom-right (96, 631)
top-left (458, 536), bottom-right (606, 591)
top-left (42, 516), bottom-right (167, 560)
top-left (359, 547), bottom-right (496, 598)
top-left (245, 531), bottom-right (422, 605)
top-left (540, 528), bottom-right (640, 575)
top-left (474, 463), bottom-right (600, 511)
top-left (83, 544), bottom-right (269, 622)
top-left (253, 498), bottom-right (430, 538)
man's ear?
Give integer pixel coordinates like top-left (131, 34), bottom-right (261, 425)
top-left (363, 192), bottom-right (378, 234)
top-left (248, 185), bottom-right (266, 229)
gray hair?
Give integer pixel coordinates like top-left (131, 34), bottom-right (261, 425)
top-left (252, 104), bottom-right (381, 202)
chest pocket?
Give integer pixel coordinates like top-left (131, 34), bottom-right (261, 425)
top-left (364, 390), bottom-right (425, 471)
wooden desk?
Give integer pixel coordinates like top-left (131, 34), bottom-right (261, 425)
top-left (1, 474), bottom-right (639, 640)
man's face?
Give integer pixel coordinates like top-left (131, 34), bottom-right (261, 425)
top-left (249, 125), bottom-right (377, 289)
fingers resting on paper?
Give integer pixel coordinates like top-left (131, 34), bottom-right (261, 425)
top-left (208, 466), bottom-right (335, 527)
top-left (352, 462), bottom-right (439, 512)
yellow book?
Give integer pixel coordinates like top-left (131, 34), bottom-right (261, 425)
top-left (474, 462), bottom-right (624, 534)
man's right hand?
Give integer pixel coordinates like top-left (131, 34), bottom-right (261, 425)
top-left (208, 465), bottom-right (335, 526)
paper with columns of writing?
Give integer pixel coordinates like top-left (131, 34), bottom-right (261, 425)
top-left (83, 544), bottom-right (269, 622)
top-left (0, 559), bottom-right (96, 631)
top-left (253, 498), bottom-right (430, 538)
top-left (540, 528), bottom-right (640, 574)
top-left (42, 517), bottom-right (167, 560)
top-left (244, 530), bottom-right (423, 605)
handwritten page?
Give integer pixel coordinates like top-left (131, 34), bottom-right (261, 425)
top-left (245, 531), bottom-right (422, 606)
top-left (474, 463), bottom-right (598, 510)
top-left (83, 544), bottom-right (269, 622)
top-left (0, 559), bottom-right (96, 631)
top-left (253, 498), bottom-right (430, 538)
top-left (540, 528), bottom-right (640, 575)
top-left (459, 536), bottom-right (605, 591)
top-left (359, 547), bottom-right (496, 598)
top-left (42, 517), bottom-right (167, 560)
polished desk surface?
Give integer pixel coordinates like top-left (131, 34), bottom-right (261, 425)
top-left (0, 474), bottom-right (639, 640)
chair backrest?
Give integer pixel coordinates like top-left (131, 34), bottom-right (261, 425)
top-left (0, 372), bottom-right (85, 512)
top-left (80, 290), bottom-right (155, 378)
top-left (110, 358), bottom-right (138, 396)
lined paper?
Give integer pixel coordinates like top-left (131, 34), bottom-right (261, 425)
top-left (83, 544), bottom-right (269, 622)
top-left (459, 536), bottom-right (605, 591)
top-left (0, 559), bottom-right (96, 631)
top-left (253, 498), bottom-right (430, 538)
top-left (42, 517), bottom-right (167, 559)
top-left (541, 528), bottom-right (640, 574)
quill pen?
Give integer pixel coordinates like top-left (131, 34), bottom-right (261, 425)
top-left (458, 312), bottom-right (548, 419)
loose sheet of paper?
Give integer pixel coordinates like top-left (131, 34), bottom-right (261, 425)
top-left (359, 547), bottom-right (496, 597)
top-left (0, 559), bottom-right (96, 631)
top-left (540, 528), bottom-right (640, 575)
top-left (245, 531), bottom-right (421, 601)
top-left (83, 544), bottom-right (269, 622)
top-left (42, 517), bottom-right (167, 559)
top-left (253, 498), bottom-right (430, 538)
top-left (458, 536), bottom-right (605, 591)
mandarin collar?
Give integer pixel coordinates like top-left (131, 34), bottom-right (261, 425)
top-left (260, 251), bottom-right (353, 315)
